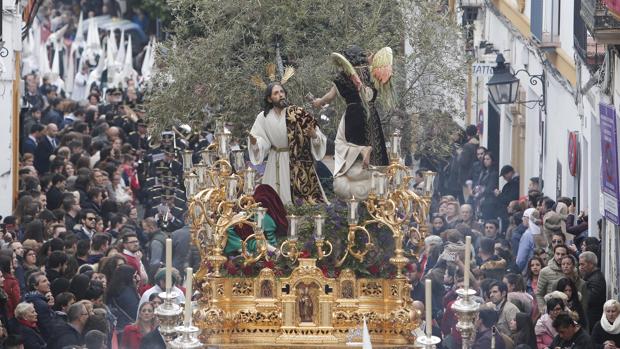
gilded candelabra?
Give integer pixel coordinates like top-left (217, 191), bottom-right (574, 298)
top-left (336, 131), bottom-right (436, 278)
top-left (184, 124), bottom-right (426, 346)
top-left (184, 123), bottom-right (267, 279)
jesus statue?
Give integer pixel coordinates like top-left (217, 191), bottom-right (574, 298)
top-left (248, 82), bottom-right (328, 204)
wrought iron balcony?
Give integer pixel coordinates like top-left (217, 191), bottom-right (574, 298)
top-left (580, 0), bottom-right (620, 44)
top-left (575, 0), bottom-right (606, 72)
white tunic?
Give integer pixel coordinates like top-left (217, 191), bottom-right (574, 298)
top-left (249, 108), bottom-right (327, 204)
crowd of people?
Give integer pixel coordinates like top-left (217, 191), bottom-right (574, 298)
top-left (408, 125), bottom-right (613, 348)
top-left (4, 1), bottom-right (618, 348)
top-left (2, 0), bottom-right (200, 347)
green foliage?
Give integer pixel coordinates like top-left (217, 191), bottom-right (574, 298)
top-left (145, 0), bottom-right (467, 161)
top-left (222, 201), bottom-right (399, 279)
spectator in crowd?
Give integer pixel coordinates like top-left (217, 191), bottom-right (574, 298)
top-left (121, 301), bottom-right (157, 349)
top-left (510, 312), bottom-right (537, 349)
top-left (12, 302), bottom-right (46, 349)
top-left (536, 244), bottom-right (568, 313)
top-left (549, 312), bottom-right (593, 347)
top-left (487, 280), bottom-right (519, 337)
top-left (0, 255), bottom-right (21, 320)
top-left (580, 251), bottom-right (606, 333)
top-left (51, 302), bottom-right (89, 349)
top-left (23, 272), bottom-right (56, 340)
top-left (536, 297), bottom-right (565, 349)
top-left (105, 264), bottom-right (139, 334)
top-left (473, 306), bottom-right (506, 349)
top-left (474, 151), bottom-right (499, 220)
top-left (138, 268), bottom-right (185, 313)
top-left (555, 277), bottom-right (587, 328)
top-left (591, 299), bottom-right (620, 348)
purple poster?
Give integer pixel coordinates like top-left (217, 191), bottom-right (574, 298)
top-left (600, 103), bottom-right (620, 224)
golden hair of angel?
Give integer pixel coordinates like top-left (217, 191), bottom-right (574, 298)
top-left (249, 64), bottom-right (296, 90)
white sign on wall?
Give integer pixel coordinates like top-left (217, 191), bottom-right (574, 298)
top-left (472, 63), bottom-right (497, 77)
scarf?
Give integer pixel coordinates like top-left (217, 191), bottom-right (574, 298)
top-left (18, 318), bottom-right (37, 329)
top-left (601, 300), bottom-right (620, 334)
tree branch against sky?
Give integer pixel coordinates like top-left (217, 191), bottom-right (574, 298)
top-left (145, 0), bottom-right (467, 160)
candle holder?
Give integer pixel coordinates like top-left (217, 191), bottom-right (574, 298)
top-left (182, 150), bottom-right (194, 172)
top-left (243, 167), bottom-right (256, 195)
top-left (389, 130), bottom-right (402, 162)
top-left (280, 215), bottom-right (301, 263)
top-left (184, 172), bottom-right (199, 200)
top-left (451, 288), bottom-right (480, 349)
top-left (415, 335), bottom-right (441, 349)
top-left (241, 207), bottom-right (269, 265)
top-left (232, 150), bottom-right (246, 173)
top-left (168, 325), bottom-right (203, 349)
top-left (422, 171), bottom-right (437, 197)
top-left (155, 291), bottom-right (183, 342)
top-left (313, 215), bottom-right (332, 260)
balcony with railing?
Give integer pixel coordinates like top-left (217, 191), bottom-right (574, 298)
top-left (575, 0), bottom-right (606, 72)
top-left (580, 0), bottom-right (620, 44)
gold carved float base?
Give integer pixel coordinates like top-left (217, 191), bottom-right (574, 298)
top-left (194, 259), bottom-right (420, 346)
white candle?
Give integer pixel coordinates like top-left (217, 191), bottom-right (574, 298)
top-left (315, 215), bottom-right (323, 239)
top-left (370, 173), bottom-right (376, 192)
top-left (425, 279), bottom-right (432, 338)
top-left (464, 236), bottom-right (471, 291)
top-left (378, 175), bottom-right (385, 196)
top-left (185, 267), bottom-right (193, 326)
top-left (219, 134), bottom-right (227, 155)
top-left (289, 216), bottom-right (297, 240)
top-left (166, 239), bottom-right (172, 293)
top-left (350, 199), bottom-right (358, 220)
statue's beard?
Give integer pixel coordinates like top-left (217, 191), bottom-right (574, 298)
top-left (274, 98), bottom-right (289, 108)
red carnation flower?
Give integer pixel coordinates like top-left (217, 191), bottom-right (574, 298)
top-left (369, 265), bottom-right (380, 274)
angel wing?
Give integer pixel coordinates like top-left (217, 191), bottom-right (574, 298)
top-left (330, 52), bottom-right (362, 90)
top-left (370, 47), bottom-right (393, 86)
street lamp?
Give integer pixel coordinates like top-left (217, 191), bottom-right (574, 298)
top-left (486, 53), bottom-right (547, 112)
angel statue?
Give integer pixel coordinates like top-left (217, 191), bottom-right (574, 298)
top-left (312, 45), bottom-right (394, 200)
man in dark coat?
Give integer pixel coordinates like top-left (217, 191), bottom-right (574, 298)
top-left (549, 312), bottom-right (593, 347)
top-left (23, 272), bottom-right (57, 340)
top-left (34, 123), bottom-right (59, 174)
top-left (473, 307), bottom-right (506, 349)
top-left (22, 124), bottom-right (44, 155)
top-left (580, 251), bottom-right (606, 332)
top-left (496, 165), bottom-right (520, 207)
top-left (457, 125), bottom-right (480, 189)
top-left (50, 303), bottom-right (88, 349)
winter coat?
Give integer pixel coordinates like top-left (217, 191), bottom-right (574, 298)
top-left (49, 321), bottom-right (83, 349)
top-left (3, 273), bottom-right (20, 319)
top-left (591, 320), bottom-right (620, 348)
top-left (549, 327), bottom-right (593, 348)
top-left (122, 324), bottom-right (145, 349)
top-left (535, 313), bottom-right (556, 349)
top-left (107, 286), bottom-right (139, 331)
top-left (24, 291), bottom-right (57, 340)
top-left (584, 269), bottom-right (607, 333)
top-left (535, 259), bottom-right (564, 313)
top-left (13, 319), bottom-right (47, 349)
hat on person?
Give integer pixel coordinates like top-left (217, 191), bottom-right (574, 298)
top-left (22, 239), bottom-right (38, 250)
top-left (499, 165), bottom-right (515, 177)
top-left (424, 235), bottom-right (442, 247)
top-left (544, 211), bottom-right (572, 240)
